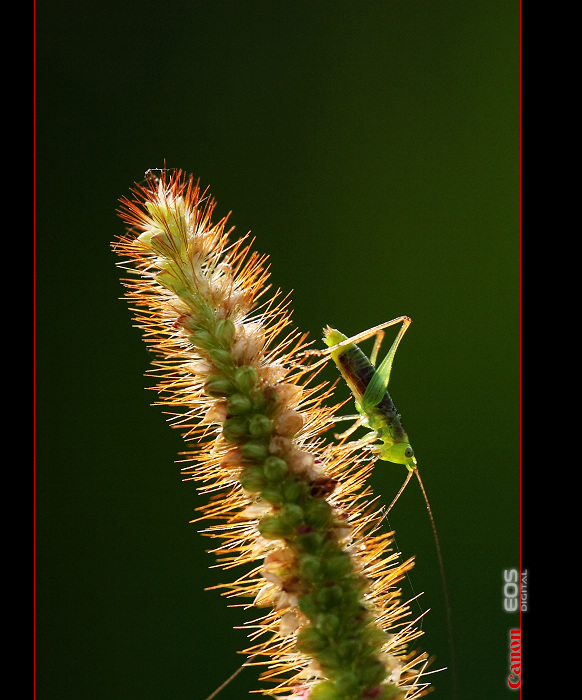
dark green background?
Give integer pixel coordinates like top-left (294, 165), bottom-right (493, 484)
top-left (36, 2), bottom-right (519, 699)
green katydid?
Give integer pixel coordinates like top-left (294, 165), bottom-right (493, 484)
top-left (304, 317), bottom-right (439, 525)
top-left (306, 317), bottom-right (456, 691)
top-left (305, 318), bottom-right (427, 508)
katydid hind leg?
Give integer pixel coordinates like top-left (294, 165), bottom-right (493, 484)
top-left (369, 329), bottom-right (385, 366)
top-left (304, 317), bottom-right (411, 365)
top-left (362, 316), bottom-right (412, 408)
top-left (330, 317), bottom-right (411, 357)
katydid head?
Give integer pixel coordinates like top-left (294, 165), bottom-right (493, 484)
top-left (379, 440), bottom-right (417, 469)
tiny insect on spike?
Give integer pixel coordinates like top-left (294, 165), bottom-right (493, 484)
top-left (113, 169), bottom-right (434, 700)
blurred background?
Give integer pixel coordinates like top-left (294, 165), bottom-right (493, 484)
top-left (36, 2), bottom-right (519, 699)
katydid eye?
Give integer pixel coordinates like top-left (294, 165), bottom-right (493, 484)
top-left (404, 446), bottom-right (414, 458)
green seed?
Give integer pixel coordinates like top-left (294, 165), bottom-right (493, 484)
top-left (215, 318), bottom-right (236, 347)
top-left (227, 393), bottom-right (252, 415)
top-left (205, 376), bottom-right (236, 397)
top-left (209, 347), bottom-right (234, 369)
top-left (263, 456), bottom-right (288, 481)
top-left (241, 440), bottom-right (269, 461)
top-left (248, 414), bottom-right (272, 439)
top-left (234, 366), bottom-right (258, 393)
top-left (222, 416), bottom-right (248, 442)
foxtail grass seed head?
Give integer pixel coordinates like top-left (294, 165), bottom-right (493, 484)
top-left (113, 169), bottom-right (432, 699)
